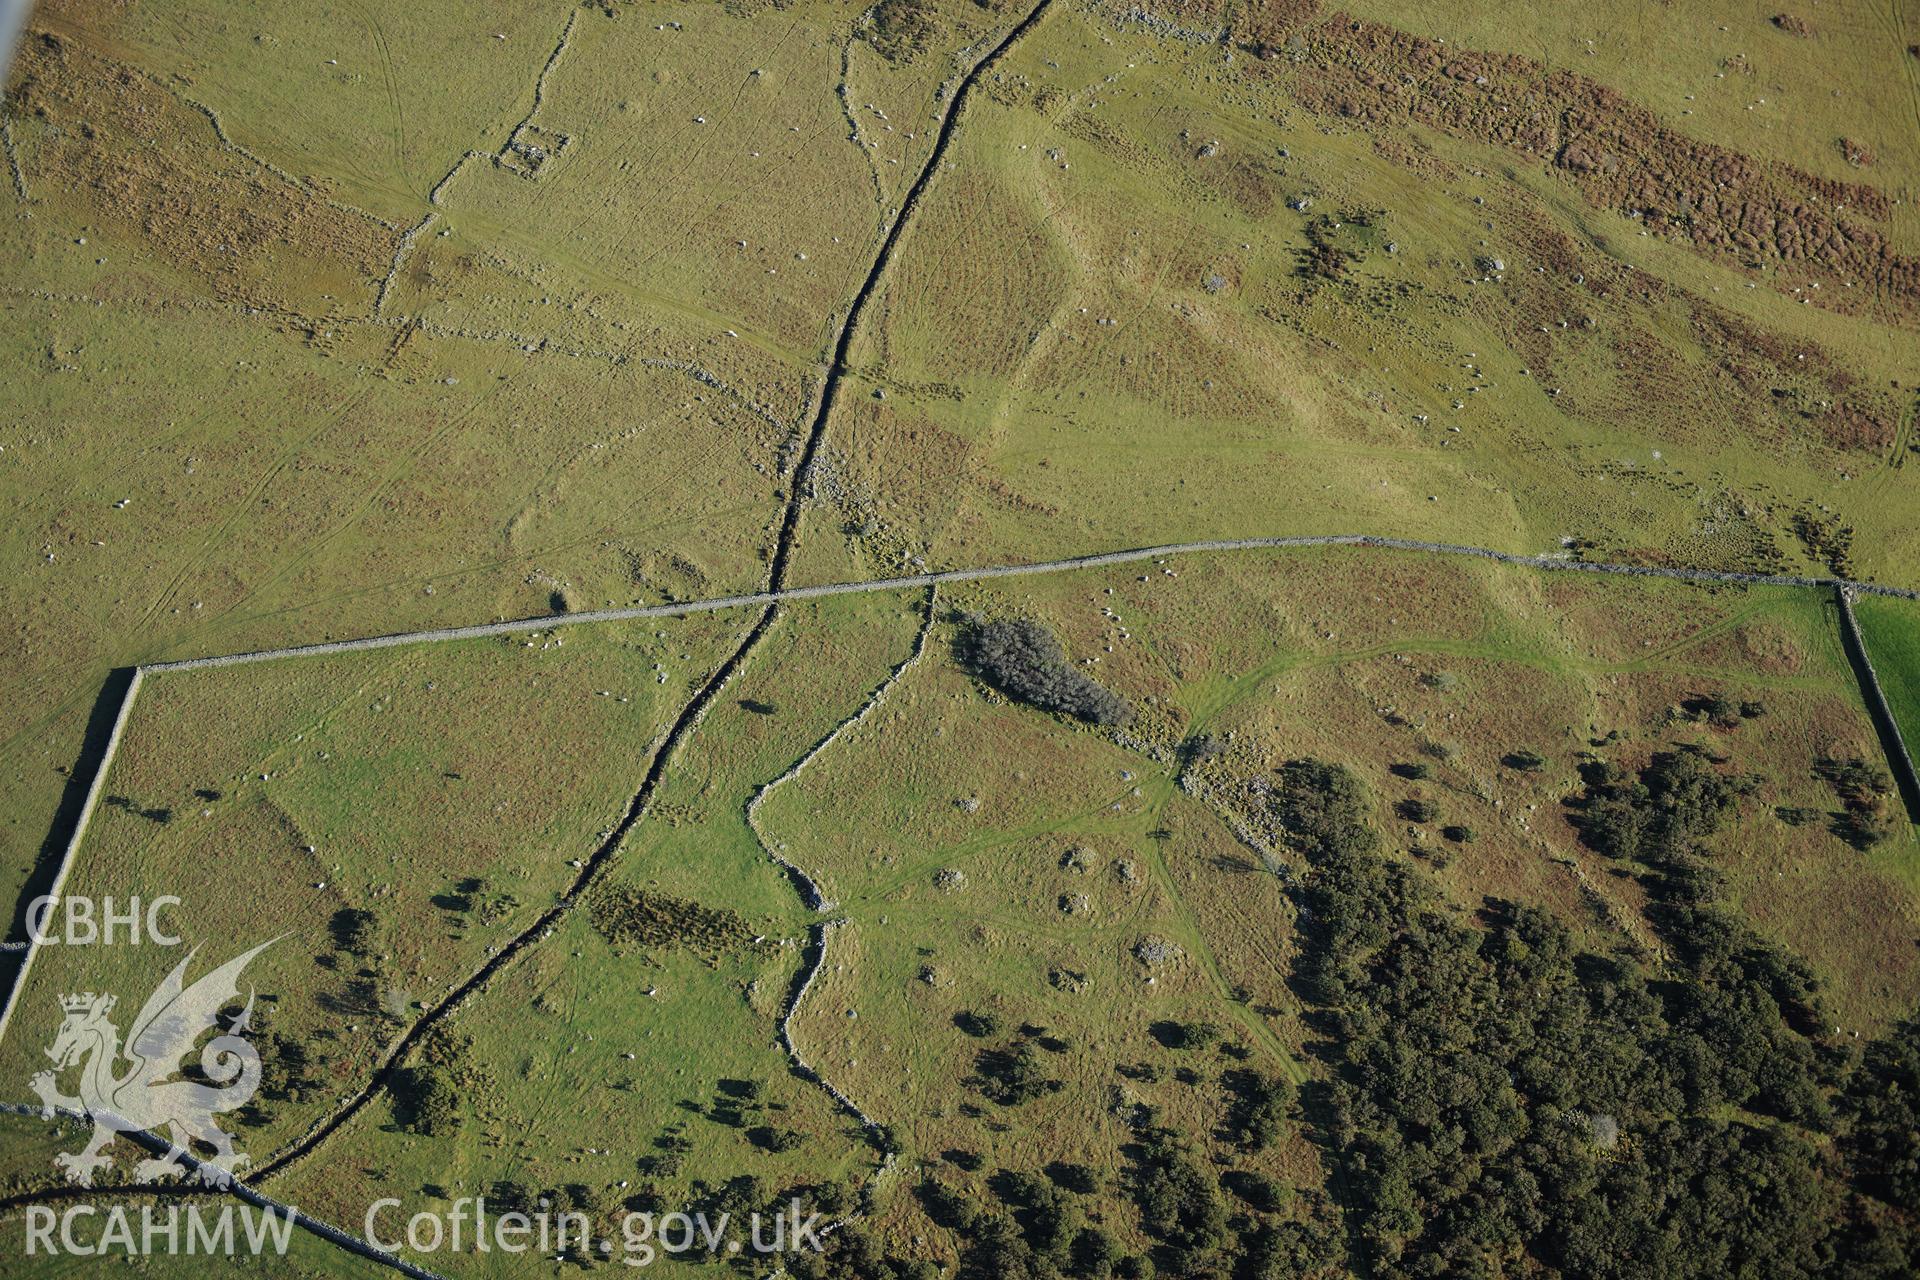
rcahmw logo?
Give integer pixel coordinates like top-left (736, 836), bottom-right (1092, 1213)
top-left (20, 940), bottom-right (299, 1259)
top-left (29, 940), bottom-right (276, 1187)
top-left (25, 1203), bottom-right (295, 1259)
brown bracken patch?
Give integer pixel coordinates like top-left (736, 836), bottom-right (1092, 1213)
top-left (1223, 4), bottom-right (1916, 324)
top-left (7, 28), bottom-right (397, 311)
top-left (587, 883), bottom-right (765, 959)
top-left (1837, 137), bottom-right (1876, 168)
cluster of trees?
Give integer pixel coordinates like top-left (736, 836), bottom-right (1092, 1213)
top-left (1846, 1017), bottom-right (1920, 1212)
top-left (1277, 753), bottom-right (1920, 1278)
top-left (1131, 1130), bottom-right (1227, 1274)
top-left (441, 876), bottom-right (518, 925)
top-left (1221, 1070), bottom-right (1291, 1153)
top-left (393, 1027), bottom-right (472, 1138)
top-left (1568, 747), bottom-right (1758, 864)
top-left (1818, 755), bottom-right (1898, 850)
top-left (1294, 214), bottom-right (1358, 285)
top-left (1393, 798), bottom-right (1437, 824)
top-left (1502, 747), bottom-right (1547, 771)
top-left (487, 1177), bottom-right (614, 1223)
top-left (1147, 1019), bottom-right (1221, 1051)
top-left (970, 1034), bottom-right (1066, 1106)
top-left (789, 1227), bottom-right (945, 1280)
top-left (104, 794), bottom-right (173, 824)
top-left (395, 1061), bottom-right (461, 1136)
top-left (637, 1124), bottom-right (695, 1178)
top-left (959, 617), bottom-right (1132, 727)
top-left (910, 990), bottom-right (1327, 1279)
top-left (329, 906), bottom-right (382, 956)
top-left (239, 1005), bottom-right (328, 1127)
top-left (919, 1164), bottom-right (1141, 1280)
top-left (699, 1077), bottom-right (808, 1153)
top-left (646, 1127), bottom-right (1335, 1280)
top-left (605, 741), bottom-right (1914, 1280)
top-left (1130, 1129), bottom-right (1340, 1280)
top-left (1681, 691), bottom-right (1767, 728)
top-left (1791, 509), bottom-right (1856, 577)
top-left (1267, 758), bottom-right (1376, 860)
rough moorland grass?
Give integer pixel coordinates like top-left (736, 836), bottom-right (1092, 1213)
top-left (0, 283), bottom-right (784, 914)
top-left (268, 903), bottom-right (865, 1280)
top-left (0, 612), bottom-right (750, 1170)
top-left (1326, 0), bottom-right (1920, 202)
top-left (779, 742), bottom-right (1320, 1263)
top-left (0, 224), bottom-right (766, 915)
top-left (750, 591), bottom-right (1327, 1217)
top-left (0, 0), bottom-right (1031, 916)
top-left (781, 552), bottom-right (1918, 1145)
top-left (259, 591), bottom-right (931, 1273)
top-left (740, 553), bottom-right (1916, 1262)
top-left (627, 589), bottom-right (935, 924)
top-left (372, 0), bottom-right (1015, 371)
top-left (799, 6), bottom-right (1918, 591)
top-left (103, 0), bottom-right (582, 226)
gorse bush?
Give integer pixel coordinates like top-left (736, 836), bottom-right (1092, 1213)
top-left (971, 1037), bottom-right (1064, 1106)
top-left (960, 617), bottom-right (1132, 726)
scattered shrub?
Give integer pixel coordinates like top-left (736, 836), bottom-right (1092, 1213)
top-left (1222, 1169), bottom-right (1290, 1213)
top-left (1045, 1161), bottom-right (1099, 1195)
top-left (587, 885), bottom-right (757, 954)
top-left (748, 1126), bottom-right (805, 1153)
top-left (1223, 1069), bottom-right (1292, 1151)
top-left (1149, 1019), bottom-right (1221, 1051)
top-left (1570, 749), bottom-right (1754, 862)
top-left (394, 1063), bottom-right (461, 1136)
top-left (1270, 758), bottom-right (1378, 859)
top-left (1815, 756), bottom-right (1896, 850)
top-left (329, 907), bottom-right (380, 956)
top-left (972, 1039), bottom-right (1063, 1106)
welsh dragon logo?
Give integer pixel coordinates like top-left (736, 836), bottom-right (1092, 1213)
top-left (30, 941), bottom-right (275, 1188)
